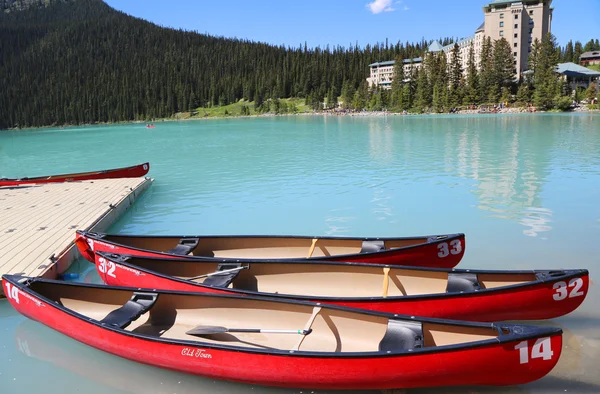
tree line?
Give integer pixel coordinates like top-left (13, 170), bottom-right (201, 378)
top-left (0, 0), bottom-right (597, 129)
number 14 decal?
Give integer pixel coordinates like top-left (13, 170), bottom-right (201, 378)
top-left (437, 240), bottom-right (462, 258)
top-left (515, 337), bottom-right (553, 364)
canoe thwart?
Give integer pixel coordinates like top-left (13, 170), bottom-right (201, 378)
top-left (446, 272), bottom-right (482, 293)
top-left (379, 319), bottom-right (424, 352)
top-left (293, 306), bottom-right (322, 351)
top-left (167, 237), bottom-right (200, 255)
top-left (382, 267), bottom-right (390, 298)
top-left (99, 291), bottom-right (158, 329)
top-left (307, 238), bottom-right (318, 258)
top-left (360, 240), bottom-right (385, 254)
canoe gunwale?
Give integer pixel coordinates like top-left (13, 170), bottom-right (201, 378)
top-left (2, 274), bottom-right (562, 359)
top-left (76, 230), bottom-right (465, 260)
top-left (0, 162), bottom-right (150, 186)
top-left (97, 251), bottom-right (589, 303)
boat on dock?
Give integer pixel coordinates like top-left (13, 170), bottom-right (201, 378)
top-left (75, 231), bottom-right (466, 268)
top-left (3, 274), bottom-right (563, 390)
top-left (0, 162), bottom-right (150, 187)
top-left (93, 251), bottom-right (589, 322)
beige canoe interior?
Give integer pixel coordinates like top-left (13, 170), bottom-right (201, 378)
top-left (30, 281), bottom-right (503, 353)
top-left (103, 235), bottom-right (435, 259)
top-left (121, 257), bottom-right (539, 298)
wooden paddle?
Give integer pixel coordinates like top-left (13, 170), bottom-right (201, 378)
top-left (186, 326), bottom-right (312, 336)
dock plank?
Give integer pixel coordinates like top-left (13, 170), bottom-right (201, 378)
top-left (0, 177), bottom-right (152, 286)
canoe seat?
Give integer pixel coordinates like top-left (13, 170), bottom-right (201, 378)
top-left (167, 237), bottom-right (200, 255)
top-left (379, 319), bottom-right (424, 352)
top-left (99, 292), bottom-right (158, 329)
top-left (446, 272), bottom-right (481, 293)
top-left (360, 240), bottom-right (385, 253)
top-left (203, 263), bottom-right (244, 288)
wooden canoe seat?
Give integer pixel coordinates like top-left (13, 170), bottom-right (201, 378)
top-left (99, 292), bottom-right (158, 329)
top-left (378, 319), bottom-right (424, 352)
top-left (203, 263), bottom-right (244, 288)
top-left (167, 237), bottom-right (200, 255)
top-left (360, 240), bottom-right (385, 253)
top-left (446, 272), bottom-right (481, 293)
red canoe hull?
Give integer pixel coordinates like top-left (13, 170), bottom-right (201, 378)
top-left (3, 276), bottom-right (563, 389)
top-left (0, 162), bottom-right (150, 187)
top-left (75, 232), bottom-right (466, 269)
top-left (94, 253), bottom-right (589, 322)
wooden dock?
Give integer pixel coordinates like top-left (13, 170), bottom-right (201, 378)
top-left (0, 177), bottom-right (153, 296)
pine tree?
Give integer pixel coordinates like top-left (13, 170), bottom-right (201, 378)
top-left (390, 55), bottom-right (405, 108)
top-left (464, 42), bottom-right (479, 105)
top-left (413, 67), bottom-right (430, 111)
top-left (563, 40), bottom-right (573, 63)
top-left (533, 33), bottom-right (560, 109)
top-left (449, 43), bottom-right (464, 107)
top-left (516, 84), bottom-right (531, 106)
top-left (573, 41), bottom-right (583, 64)
top-left (479, 36), bottom-right (493, 103)
top-left (492, 38), bottom-right (515, 88)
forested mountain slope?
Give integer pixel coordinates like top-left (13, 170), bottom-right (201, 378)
top-left (0, 0), bottom-right (437, 128)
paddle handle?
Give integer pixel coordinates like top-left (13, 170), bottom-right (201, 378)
top-left (229, 328), bottom-right (312, 334)
top-left (188, 266), bottom-right (246, 281)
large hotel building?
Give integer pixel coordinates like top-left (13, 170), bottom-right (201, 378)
top-left (367, 0), bottom-right (554, 89)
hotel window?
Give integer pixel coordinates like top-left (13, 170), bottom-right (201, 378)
top-left (500, 13), bottom-right (504, 18)
top-left (514, 33), bottom-right (518, 38)
top-left (529, 10), bottom-right (534, 15)
top-left (514, 52), bottom-right (517, 56)
top-left (500, 21), bottom-right (504, 27)
top-left (514, 43), bottom-right (518, 47)
top-left (514, 24), bottom-right (518, 28)
top-left (500, 31), bottom-right (504, 36)
top-left (529, 28), bottom-right (533, 34)
top-left (515, 14), bottom-right (518, 19)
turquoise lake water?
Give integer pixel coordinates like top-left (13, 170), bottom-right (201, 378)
top-left (1, 113), bottom-right (599, 393)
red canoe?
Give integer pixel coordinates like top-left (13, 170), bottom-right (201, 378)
top-left (2, 274), bottom-right (563, 390)
top-left (94, 251), bottom-right (589, 322)
top-left (0, 162), bottom-right (150, 187)
top-left (75, 230), bottom-right (466, 269)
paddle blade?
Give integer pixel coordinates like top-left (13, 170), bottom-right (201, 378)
top-left (186, 326), bottom-right (228, 336)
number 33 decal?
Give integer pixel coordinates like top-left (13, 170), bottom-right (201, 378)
top-left (437, 240), bottom-right (462, 258)
top-left (553, 278), bottom-right (584, 301)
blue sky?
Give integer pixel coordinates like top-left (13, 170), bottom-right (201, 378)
top-left (104, 0), bottom-right (598, 49)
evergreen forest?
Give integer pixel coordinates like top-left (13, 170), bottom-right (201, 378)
top-left (0, 0), bottom-right (598, 129)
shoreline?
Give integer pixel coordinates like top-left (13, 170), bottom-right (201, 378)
top-left (3, 105), bottom-right (599, 131)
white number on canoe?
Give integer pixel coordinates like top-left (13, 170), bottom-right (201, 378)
top-left (98, 257), bottom-right (117, 278)
top-left (552, 278), bottom-right (585, 301)
top-left (515, 337), bottom-right (553, 364)
top-left (437, 240), bottom-right (462, 258)
top-left (4, 282), bottom-right (20, 304)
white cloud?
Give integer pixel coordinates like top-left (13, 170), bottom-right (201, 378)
top-left (403, 6), bottom-right (409, 11)
top-left (367, 0), bottom-right (396, 14)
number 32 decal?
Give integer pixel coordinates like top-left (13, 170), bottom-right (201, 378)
top-left (98, 257), bottom-right (117, 278)
top-left (553, 278), bottom-right (584, 301)
top-left (437, 240), bottom-right (462, 258)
